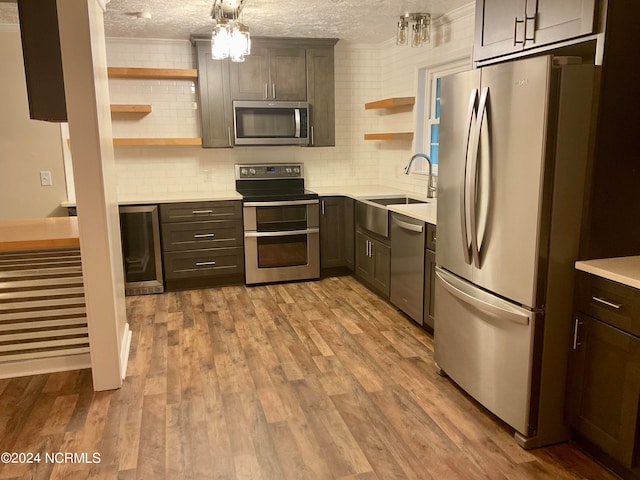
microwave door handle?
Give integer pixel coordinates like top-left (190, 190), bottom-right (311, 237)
top-left (294, 109), bottom-right (301, 138)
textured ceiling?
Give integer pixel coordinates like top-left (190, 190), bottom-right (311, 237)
top-left (0, 0), bottom-right (471, 43)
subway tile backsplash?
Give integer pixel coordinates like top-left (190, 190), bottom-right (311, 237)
top-left (105, 6), bottom-right (473, 199)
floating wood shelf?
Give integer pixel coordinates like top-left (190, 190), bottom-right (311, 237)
top-left (364, 132), bottom-right (414, 141)
top-left (110, 104), bottom-right (152, 114)
top-left (107, 67), bottom-right (198, 80)
top-left (365, 97), bottom-right (415, 110)
top-left (113, 137), bottom-right (202, 146)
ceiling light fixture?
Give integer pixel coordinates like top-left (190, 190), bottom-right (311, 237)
top-left (396, 13), bottom-right (431, 48)
top-left (211, 0), bottom-right (251, 62)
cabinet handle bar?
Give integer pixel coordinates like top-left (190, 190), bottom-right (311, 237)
top-left (592, 296), bottom-right (622, 310)
top-left (573, 318), bottom-right (582, 349)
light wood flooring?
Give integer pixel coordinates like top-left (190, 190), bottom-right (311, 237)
top-left (0, 276), bottom-right (617, 479)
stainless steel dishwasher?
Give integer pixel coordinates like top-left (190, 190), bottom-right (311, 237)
top-left (390, 212), bottom-right (426, 325)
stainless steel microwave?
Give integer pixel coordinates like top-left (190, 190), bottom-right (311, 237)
top-left (233, 100), bottom-right (310, 146)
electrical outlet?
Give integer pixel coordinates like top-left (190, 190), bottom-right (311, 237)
top-left (40, 171), bottom-right (52, 186)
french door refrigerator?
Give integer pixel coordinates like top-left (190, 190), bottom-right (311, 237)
top-left (434, 55), bottom-right (598, 448)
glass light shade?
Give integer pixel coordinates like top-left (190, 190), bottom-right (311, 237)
top-left (411, 23), bottom-right (423, 47)
top-left (396, 17), bottom-right (408, 45)
top-left (211, 24), bottom-right (230, 59)
top-left (230, 24), bottom-right (251, 62)
top-left (420, 16), bottom-right (431, 44)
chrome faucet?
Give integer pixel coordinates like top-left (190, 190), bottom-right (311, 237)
top-left (404, 153), bottom-right (436, 198)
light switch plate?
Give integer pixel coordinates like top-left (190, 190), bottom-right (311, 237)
top-left (40, 171), bottom-right (52, 186)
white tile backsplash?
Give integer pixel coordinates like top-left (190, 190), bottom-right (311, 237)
top-left (105, 5), bottom-right (474, 199)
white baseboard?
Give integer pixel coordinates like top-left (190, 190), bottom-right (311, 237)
top-left (120, 322), bottom-right (132, 380)
top-left (0, 353), bottom-right (91, 380)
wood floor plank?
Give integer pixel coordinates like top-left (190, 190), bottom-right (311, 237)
top-left (0, 276), bottom-right (618, 480)
top-left (135, 393), bottom-right (166, 479)
top-left (240, 391), bottom-right (286, 480)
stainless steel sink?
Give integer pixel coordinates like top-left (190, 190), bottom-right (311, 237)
top-left (364, 196), bottom-right (427, 206)
top-left (356, 196), bottom-right (428, 237)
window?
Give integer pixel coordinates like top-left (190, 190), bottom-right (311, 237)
top-left (412, 58), bottom-right (470, 176)
top-left (428, 77), bottom-right (441, 167)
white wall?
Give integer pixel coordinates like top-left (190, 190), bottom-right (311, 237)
top-left (0, 3), bottom-right (475, 211)
top-left (377, 5), bottom-right (475, 193)
top-left (104, 3), bottom-right (474, 199)
top-left (0, 26), bottom-right (68, 219)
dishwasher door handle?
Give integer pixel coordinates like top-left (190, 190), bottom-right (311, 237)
top-left (392, 216), bottom-right (424, 233)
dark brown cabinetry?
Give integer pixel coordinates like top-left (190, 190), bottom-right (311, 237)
top-left (160, 200), bottom-right (244, 290)
top-left (474, 0), bottom-right (597, 62)
top-left (193, 36), bottom-right (336, 148)
top-left (16, 0), bottom-right (67, 122)
top-left (567, 271), bottom-right (640, 476)
top-left (230, 43), bottom-right (307, 101)
top-left (423, 224), bottom-right (437, 329)
top-left (194, 40), bottom-right (233, 148)
top-left (319, 196), bottom-right (354, 273)
top-left (306, 46), bottom-right (336, 146)
top-left (355, 229), bottom-right (391, 298)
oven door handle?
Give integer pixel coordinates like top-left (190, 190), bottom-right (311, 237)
top-left (243, 199), bottom-right (319, 207)
top-left (245, 228), bottom-right (319, 238)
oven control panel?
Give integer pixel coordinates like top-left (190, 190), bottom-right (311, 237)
top-left (235, 163), bottom-right (303, 180)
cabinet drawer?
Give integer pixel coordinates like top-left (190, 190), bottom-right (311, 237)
top-left (160, 201), bottom-right (241, 223)
top-left (161, 220), bottom-right (242, 251)
top-left (576, 271), bottom-right (640, 337)
top-left (163, 247), bottom-right (244, 280)
top-left (426, 223), bottom-right (437, 251)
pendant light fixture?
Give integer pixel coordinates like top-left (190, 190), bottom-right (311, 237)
top-left (211, 0), bottom-right (251, 62)
top-left (396, 13), bottom-right (431, 48)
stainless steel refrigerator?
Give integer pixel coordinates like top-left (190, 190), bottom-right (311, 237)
top-left (434, 55), bottom-right (598, 448)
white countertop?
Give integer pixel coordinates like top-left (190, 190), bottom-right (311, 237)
top-left (60, 185), bottom-right (437, 224)
top-left (311, 185), bottom-right (437, 225)
top-left (575, 256), bottom-right (640, 290)
top-left (60, 191), bottom-right (242, 207)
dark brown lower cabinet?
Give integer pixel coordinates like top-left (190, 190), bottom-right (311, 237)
top-left (567, 314), bottom-right (640, 469)
top-left (423, 248), bottom-right (436, 329)
top-left (423, 223), bottom-right (436, 329)
top-left (355, 229), bottom-right (390, 298)
top-left (567, 272), bottom-right (640, 478)
top-left (319, 196), bottom-right (354, 273)
top-left (160, 201), bottom-right (244, 290)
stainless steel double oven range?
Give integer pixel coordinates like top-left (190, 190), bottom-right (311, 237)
top-left (235, 163), bottom-right (320, 285)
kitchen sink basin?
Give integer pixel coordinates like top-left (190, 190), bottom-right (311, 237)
top-left (364, 196), bottom-right (427, 206)
top-left (356, 196), bottom-right (429, 237)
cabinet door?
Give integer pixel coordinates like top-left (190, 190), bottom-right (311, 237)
top-left (306, 46), bottom-right (335, 146)
top-left (344, 198), bottom-right (355, 271)
top-left (196, 42), bottom-right (233, 147)
top-left (229, 46), bottom-right (270, 100)
top-left (567, 314), bottom-right (640, 468)
top-left (474, 0), bottom-right (527, 62)
top-left (424, 248), bottom-right (436, 329)
top-left (527, 0), bottom-right (596, 50)
top-left (320, 197), bottom-right (345, 269)
top-left (372, 239), bottom-right (391, 298)
top-left (355, 230), bottom-right (374, 283)
top-left (269, 47), bottom-right (307, 100)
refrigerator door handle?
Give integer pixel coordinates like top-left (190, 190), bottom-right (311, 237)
top-left (470, 86), bottom-right (489, 269)
top-left (461, 88), bottom-right (478, 265)
top-left (436, 268), bottom-right (530, 326)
